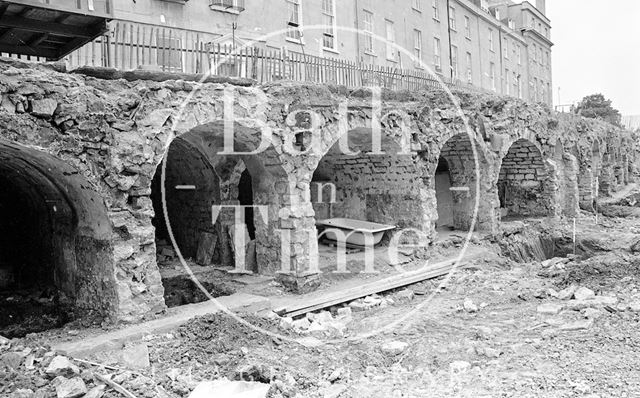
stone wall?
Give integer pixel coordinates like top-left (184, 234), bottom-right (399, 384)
top-left (312, 151), bottom-right (429, 233)
top-left (0, 58), bottom-right (636, 322)
top-left (150, 137), bottom-right (220, 260)
top-left (498, 139), bottom-right (553, 217)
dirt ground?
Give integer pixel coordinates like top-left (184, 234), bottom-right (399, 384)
top-left (3, 190), bottom-right (640, 397)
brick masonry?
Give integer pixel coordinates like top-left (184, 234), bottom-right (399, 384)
top-left (0, 59), bottom-right (636, 322)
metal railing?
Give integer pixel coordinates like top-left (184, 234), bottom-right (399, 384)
top-left (15, 21), bottom-right (488, 94)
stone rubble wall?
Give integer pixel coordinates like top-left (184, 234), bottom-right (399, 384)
top-left (0, 58), bottom-right (636, 321)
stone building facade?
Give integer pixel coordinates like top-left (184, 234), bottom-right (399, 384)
top-left (0, 58), bottom-right (635, 323)
top-left (63, 0), bottom-right (552, 104)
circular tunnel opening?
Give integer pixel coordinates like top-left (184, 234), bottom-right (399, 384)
top-left (0, 141), bottom-right (115, 337)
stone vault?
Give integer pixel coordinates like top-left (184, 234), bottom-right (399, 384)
top-left (0, 59), bottom-right (636, 322)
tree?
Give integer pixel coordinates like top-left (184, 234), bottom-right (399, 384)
top-left (575, 93), bottom-right (622, 126)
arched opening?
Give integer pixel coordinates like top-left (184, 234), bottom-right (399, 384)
top-left (435, 157), bottom-right (454, 229)
top-left (311, 128), bottom-right (428, 273)
top-left (238, 169), bottom-right (256, 241)
top-left (149, 122), bottom-right (290, 307)
top-left (434, 133), bottom-right (490, 232)
top-left (498, 138), bottom-right (553, 219)
top-left (151, 137), bottom-right (220, 264)
top-left (0, 141), bottom-right (115, 337)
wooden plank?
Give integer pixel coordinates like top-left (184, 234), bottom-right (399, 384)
top-left (113, 21), bottom-right (118, 68)
top-left (275, 259), bottom-right (465, 318)
top-left (129, 23), bottom-right (134, 69)
top-left (0, 43), bottom-right (54, 58)
top-left (281, 263), bottom-right (458, 318)
top-left (135, 24), bottom-right (140, 69)
top-left (0, 15), bottom-right (100, 38)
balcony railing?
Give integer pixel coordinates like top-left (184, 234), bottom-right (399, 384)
top-left (209, 0), bottom-right (245, 12)
top-left (4, 0), bottom-right (113, 18)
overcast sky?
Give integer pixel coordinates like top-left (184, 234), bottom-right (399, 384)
top-left (546, 0), bottom-right (640, 115)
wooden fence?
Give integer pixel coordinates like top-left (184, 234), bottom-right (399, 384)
top-left (11, 21), bottom-right (486, 93)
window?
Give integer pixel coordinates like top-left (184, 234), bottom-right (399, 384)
top-left (505, 68), bottom-right (510, 95)
top-left (466, 51), bottom-right (472, 83)
top-left (285, 0), bottom-right (302, 41)
top-left (532, 44), bottom-right (537, 62)
top-left (451, 45), bottom-right (458, 79)
top-left (537, 47), bottom-right (542, 65)
top-left (386, 20), bottom-right (396, 60)
top-left (464, 16), bottom-right (471, 38)
top-left (513, 71), bottom-right (518, 97)
top-left (489, 29), bottom-right (494, 52)
top-left (546, 52), bottom-right (550, 68)
top-left (210, 0), bottom-right (245, 12)
top-left (517, 45), bottom-right (521, 64)
top-left (363, 10), bottom-right (374, 53)
top-left (449, 6), bottom-right (456, 30)
top-left (434, 37), bottom-right (441, 71)
top-left (533, 77), bottom-right (538, 101)
top-left (432, 0), bottom-right (440, 20)
top-left (545, 27), bottom-right (549, 38)
top-left (516, 74), bottom-right (521, 98)
top-left (489, 62), bottom-right (496, 90)
top-left (322, 0), bottom-right (336, 50)
top-left (413, 0), bottom-right (422, 11)
top-left (480, 0), bottom-right (489, 11)
top-left (508, 18), bottom-right (515, 29)
top-left (503, 38), bottom-right (509, 59)
top-left (413, 29), bottom-right (423, 62)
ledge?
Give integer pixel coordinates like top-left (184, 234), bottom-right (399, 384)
top-left (70, 66), bottom-right (257, 87)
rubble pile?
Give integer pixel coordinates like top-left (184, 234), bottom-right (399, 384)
top-left (0, 339), bottom-right (160, 398)
top-left (156, 240), bottom-right (177, 266)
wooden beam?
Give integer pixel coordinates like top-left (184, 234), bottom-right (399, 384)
top-left (0, 15), bottom-right (97, 38)
top-left (27, 33), bottom-right (49, 47)
top-left (274, 259), bottom-right (468, 318)
top-left (0, 42), bottom-right (57, 58)
top-left (55, 14), bottom-right (70, 23)
top-left (54, 36), bottom-right (89, 60)
top-left (0, 6), bottom-right (32, 41)
top-left (0, 4), bottom-right (9, 19)
top-left (54, 20), bottom-right (107, 60)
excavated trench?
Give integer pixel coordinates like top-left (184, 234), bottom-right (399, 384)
top-left (162, 276), bottom-right (235, 308)
top-left (498, 223), bottom-right (607, 263)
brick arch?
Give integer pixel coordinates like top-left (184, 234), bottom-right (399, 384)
top-left (151, 122), bottom-right (297, 276)
top-left (150, 137), bottom-right (220, 261)
top-left (497, 138), bottom-right (555, 218)
top-left (0, 140), bottom-right (117, 334)
top-left (310, 126), bottom-right (426, 231)
top-left (433, 133), bottom-right (498, 232)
